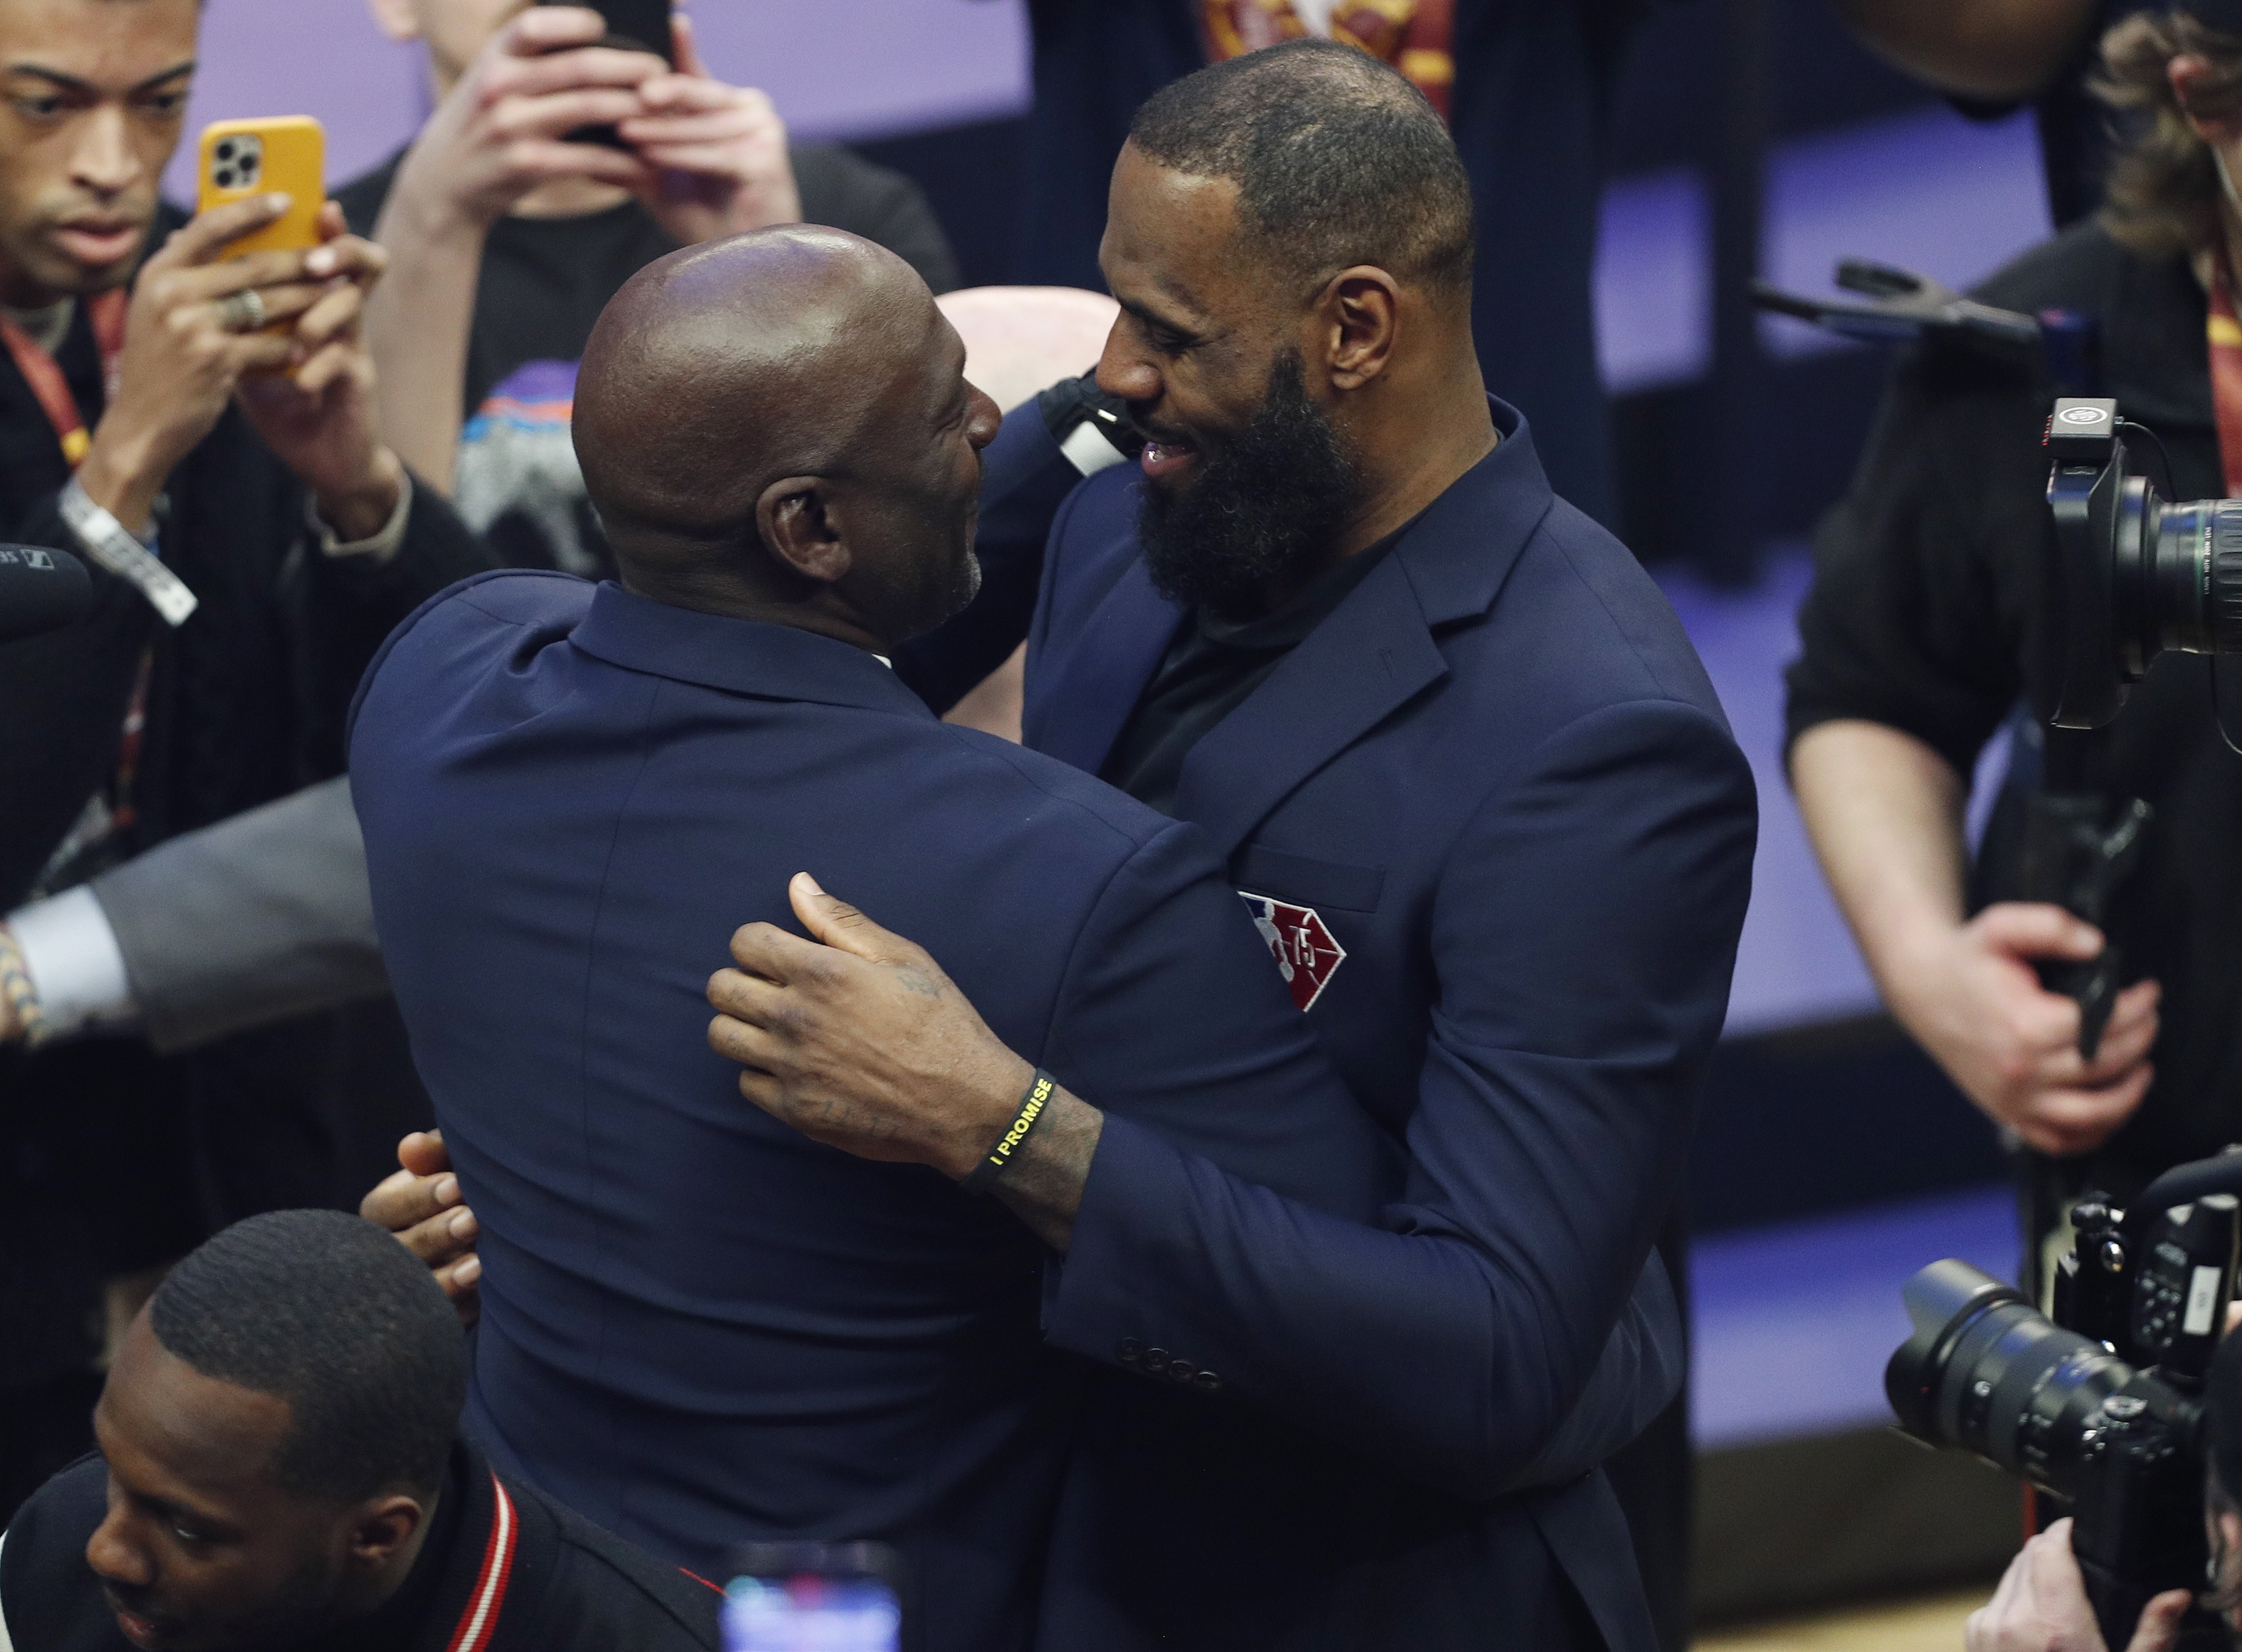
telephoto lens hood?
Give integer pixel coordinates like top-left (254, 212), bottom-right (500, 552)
top-left (1885, 1258), bottom-right (2142, 1492)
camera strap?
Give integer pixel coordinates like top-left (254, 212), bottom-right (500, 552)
top-left (0, 285), bottom-right (124, 468)
top-left (2205, 251), bottom-right (2242, 496)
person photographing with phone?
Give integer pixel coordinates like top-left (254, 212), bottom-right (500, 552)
top-left (0, 0), bottom-right (491, 1513)
top-left (341, 0), bottom-right (959, 576)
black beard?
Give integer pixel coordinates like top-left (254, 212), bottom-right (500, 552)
top-left (1136, 351), bottom-right (1366, 621)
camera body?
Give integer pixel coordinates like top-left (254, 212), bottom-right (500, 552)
top-left (2071, 1382), bottom-right (2210, 1638)
top-left (1889, 1158), bottom-right (2242, 1646)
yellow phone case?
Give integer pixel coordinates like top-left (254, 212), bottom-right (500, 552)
top-left (197, 116), bottom-right (325, 258)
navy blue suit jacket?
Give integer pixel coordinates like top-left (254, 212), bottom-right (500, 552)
top-left (1012, 400), bottom-right (1758, 1651)
top-left (347, 572), bottom-right (1681, 1652)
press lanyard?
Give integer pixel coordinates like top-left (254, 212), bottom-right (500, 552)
top-left (2207, 252), bottom-right (2242, 497)
top-left (0, 285), bottom-right (125, 467)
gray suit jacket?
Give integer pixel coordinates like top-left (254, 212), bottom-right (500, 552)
top-left (90, 776), bottom-right (387, 1054)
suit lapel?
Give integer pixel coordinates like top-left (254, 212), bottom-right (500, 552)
top-left (1174, 553), bottom-right (1447, 858)
top-left (1036, 553), bottom-right (1187, 775)
top-left (1171, 403), bottom-right (1554, 857)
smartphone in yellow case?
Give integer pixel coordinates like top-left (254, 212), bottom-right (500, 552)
top-left (197, 116), bottom-right (326, 259)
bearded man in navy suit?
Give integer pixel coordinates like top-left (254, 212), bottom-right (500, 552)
top-left (704, 40), bottom-right (1757, 1652)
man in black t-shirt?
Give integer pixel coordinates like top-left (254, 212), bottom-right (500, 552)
top-left (343, 0), bottom-right (958, 575)
top-left (1789, 6), bottom-right (2242, 1283)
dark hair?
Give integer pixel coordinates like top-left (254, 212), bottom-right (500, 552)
top-left (149, 1210), bottom-right (466, 1503)
top-left (2094, 9), bottom-right (2242, 258)
top-left (1126, 37), bottom-right (1474, 297)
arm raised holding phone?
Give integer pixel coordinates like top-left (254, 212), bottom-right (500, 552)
top-left (359, 2), bottom-right (802, 491)
top-left (75, 194), bottom-right (401, 541)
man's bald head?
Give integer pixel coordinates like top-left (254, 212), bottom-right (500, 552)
top-left (577, 227), bottom-right (924, 553)
top-left (573, 226), bottom-right (1000, 646)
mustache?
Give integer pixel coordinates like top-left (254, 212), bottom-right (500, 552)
top-left (105, 1584), bottom-right (173, 1624)
top-left (1123, 406), bottom-right (1187, 448)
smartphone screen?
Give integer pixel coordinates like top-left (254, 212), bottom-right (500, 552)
top-left (721, 1573), bottom-right (902, 1652)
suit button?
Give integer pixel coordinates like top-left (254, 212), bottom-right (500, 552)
top-left (1193, 1371), bottom-right (1223, 1394)
top-left (1143, 1347), bottom-right (1171, 1374)
top-left (1166, 1361), bottom-right (1197, 1385)
top-left (1117, 1338), bottom-right (1142, 1363)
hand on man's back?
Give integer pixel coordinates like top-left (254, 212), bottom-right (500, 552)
top-left (362, 1128), bottom-right (482, 1325)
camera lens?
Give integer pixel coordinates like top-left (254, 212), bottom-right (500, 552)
top-left (2146, 497), bottom-right (2242, 660)
top-left (1887, 1259), bottom-right (2135, 1499)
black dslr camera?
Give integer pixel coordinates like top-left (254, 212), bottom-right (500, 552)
top-left (1889, 1151), bottom-right (2242, 1648)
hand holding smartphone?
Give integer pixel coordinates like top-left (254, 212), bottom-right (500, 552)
top-left (197, 116), bottom-right (327, 262)
top-left (537, 0), bottom-right (674, 148)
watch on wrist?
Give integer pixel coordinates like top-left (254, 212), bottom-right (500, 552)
top-left (59, 476), bottom-right (197, 626)
top-left (0, 922), bottom-right (44, 1046)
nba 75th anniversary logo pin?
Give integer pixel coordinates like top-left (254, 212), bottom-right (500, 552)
top-left (1239, 892), bottom-right (1346, 1012)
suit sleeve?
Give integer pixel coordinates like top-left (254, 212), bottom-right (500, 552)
top-left (892, 401), bottom-right (1083, 713)
top-left (89, 776), bottom-right (387, 1055)
top-left (1043, 698), bottom-right (1755, 1498)
top-left (290, 471), bottom-right (498, 773)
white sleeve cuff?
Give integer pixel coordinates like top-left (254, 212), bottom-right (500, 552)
top-left (308, 469), bottom-right (412, 562)
top-left (8, 884), bottom-right (138, 1040)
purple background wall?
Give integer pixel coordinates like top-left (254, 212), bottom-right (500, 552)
top-left (166, 0), bottom-right (1032, 199)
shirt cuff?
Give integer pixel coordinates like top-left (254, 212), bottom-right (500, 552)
top-left (308, 470), bottom-right (412, 563)
top-left (7, 884), bottom-right (139, 1042)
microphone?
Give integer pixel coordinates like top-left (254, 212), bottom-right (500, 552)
top-left (0, 543), bottom-right (92, 642)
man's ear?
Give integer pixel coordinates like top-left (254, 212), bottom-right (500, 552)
top-left (345, 1495), bottom-right (424, 1570)
top-left (363, 0), bottom-right (423, 45)
top-left (1316, 269), bottom-right (1400, 393)
top-left (757, 477), bottom-right (852, 587)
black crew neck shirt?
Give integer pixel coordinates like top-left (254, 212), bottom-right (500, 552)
top-left (1102, 529), bottom-right (1404, 816)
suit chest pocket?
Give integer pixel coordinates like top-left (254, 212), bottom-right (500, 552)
top-left (1231, 843), bottom-right (1385, 914)
top-left (1231, 845), bottom-right (1381, 1013)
